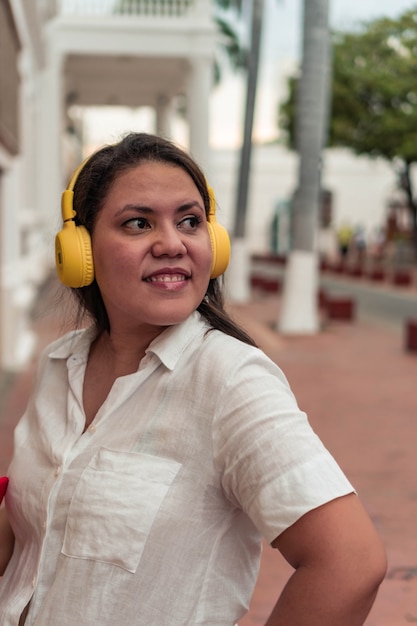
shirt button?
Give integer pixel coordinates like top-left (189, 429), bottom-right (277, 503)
top-left (32, 576), bottom-right (37, 587)
top-left (87, 424), bottom-right (96, 433)
top-left (55, 466), bottom-right (61, 477)
top-left (42, 520), bottom-right (47, 531)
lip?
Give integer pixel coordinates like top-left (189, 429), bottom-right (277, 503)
top-left (144, 268), bottom-right (191, 282)
top-left (144, 268), bottom-right (191, 291)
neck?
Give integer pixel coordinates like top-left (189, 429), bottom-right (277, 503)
top-left (93, 324), bottom-right (164, 376)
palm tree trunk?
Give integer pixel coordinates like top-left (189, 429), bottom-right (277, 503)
top-left (279, 0), bottom-right (331, 333)
top-left (233, 0), bottom-right (264, 239)
top-left (227, 0), bottom-right (265, 302)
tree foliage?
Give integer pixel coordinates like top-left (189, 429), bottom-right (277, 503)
top-left (214, 6), bottom-right (247, 81)
top-left (279, 8), bottom-right (417, 247)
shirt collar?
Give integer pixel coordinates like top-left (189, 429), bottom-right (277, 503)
top-left (47, 312), bottom-right (209, 371)
top-left (48, 325), bottom-right (97, 361)
top-left (145, 311), bottom-right (209, 370)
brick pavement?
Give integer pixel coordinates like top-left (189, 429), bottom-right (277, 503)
top-left (228, 294), bottom-right (417, 626)
top-left (1, 276), bottom-right (417, 625)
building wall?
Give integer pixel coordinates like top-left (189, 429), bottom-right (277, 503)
top-left (210, 144), bottom-right (398, 253)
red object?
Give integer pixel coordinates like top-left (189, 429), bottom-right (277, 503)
top-left (0, 476), bottom-right (9, 504)
top-left (325, 296), bottom-right (355, 321)
top-left (405, 319), bottom-right (417, 353)
top-left (393, 270), bottom-right (412, 286)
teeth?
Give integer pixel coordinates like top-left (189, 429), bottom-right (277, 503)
top-left (148, 274), bottom-right (186, 283)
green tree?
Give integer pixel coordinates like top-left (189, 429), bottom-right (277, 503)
top-left (213, 1), bottom-right (247, 84)
top-left (280, 8), bottom-right (417, 253)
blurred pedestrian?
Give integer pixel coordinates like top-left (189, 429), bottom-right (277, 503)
top-left (337, 222), bottom-right (353, 261)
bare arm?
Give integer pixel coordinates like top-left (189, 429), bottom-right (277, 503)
top-left (0, 507), bottom-right (14, 576)
top-left (265, 493), bottom-right (387, 626)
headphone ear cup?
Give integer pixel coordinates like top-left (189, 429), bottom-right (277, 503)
top-left (55, 222), bottom-right (94, 288)
top-left (207, 220), bottom-right (231, 279)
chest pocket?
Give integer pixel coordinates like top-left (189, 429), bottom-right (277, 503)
top-left (62, 448), bottom-right (181, 572)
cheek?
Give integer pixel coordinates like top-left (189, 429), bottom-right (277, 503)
top-left (93, 244), bottom-right (111, 274)
top-left (201, 234), bottom-right (214, 272)
top-left (93, 233), bottom-right (137, 271)
top-left (93, 244), bottom-right (131, 287)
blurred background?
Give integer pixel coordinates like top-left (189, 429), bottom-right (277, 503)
top-left (2, 0), bottom-right (417, 372)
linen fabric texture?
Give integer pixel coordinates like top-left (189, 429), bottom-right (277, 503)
top-left (0, 312), bottom-right (354, 625)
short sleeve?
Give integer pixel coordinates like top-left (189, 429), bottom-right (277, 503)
top-left (212, 348), bottom-right (355, 543)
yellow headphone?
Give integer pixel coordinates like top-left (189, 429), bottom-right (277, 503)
top-left (206, 184), bottom-right (231, 281)
top-left (55, 158), bottom-right (231, 288)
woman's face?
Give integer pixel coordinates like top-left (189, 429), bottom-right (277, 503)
top-left (91, 161), bottom-right (213, 334)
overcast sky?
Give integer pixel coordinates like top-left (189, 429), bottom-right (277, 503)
top-left (267, 0), bottom-right (417, 59)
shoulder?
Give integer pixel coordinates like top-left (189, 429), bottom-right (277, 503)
top-left (46, 329), bottom-right (85, 354)
top-left (35, 326), bottom-right (95, 372)
top-left (46, 326), bottom-right (95, 359)
top-left (200, 326), bottom-right (287, 383)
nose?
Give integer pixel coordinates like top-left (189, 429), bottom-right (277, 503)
top-left (151, 225), bottom-right (187, 258)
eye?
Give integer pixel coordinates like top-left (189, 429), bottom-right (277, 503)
top-left (178, 215), bottom-right (203, 231)
top-left (123, 217), bottom-right (151, 231)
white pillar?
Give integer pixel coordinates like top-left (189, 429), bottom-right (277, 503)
top-left (36, 39), bottom-right (65, 239)
top-left (0, 46), bottom-right (46, 372)
top-left (0, 161), bottom-right (36, 371)
top-left (19, 51), bottom-right (50, 281)
top-left (0, 160), bottom-right (20, 273)
top-left (186, 56), bottom-right (212, 176)
top-left (19, 51), bottom-right (36, 216)
top-left (279, 250), bottom-right (319, 334)
top-left (155, 94), bottom-right (173, 139)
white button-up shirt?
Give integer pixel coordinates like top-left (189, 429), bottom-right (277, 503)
top-left (1, 312), bottom-right (353, 625)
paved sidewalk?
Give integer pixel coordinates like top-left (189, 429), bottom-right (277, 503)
top-left (1, 277), bottom-right (417, 625)
top-left (228, 293), bottom-right (417, 626)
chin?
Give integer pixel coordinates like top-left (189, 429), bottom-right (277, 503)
top-left (140, 305), bottom-right (190, 327)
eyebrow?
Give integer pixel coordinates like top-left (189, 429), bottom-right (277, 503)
top-left (115, 201), bottom-right (205, 217)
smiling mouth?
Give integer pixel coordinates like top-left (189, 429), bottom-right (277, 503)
top-left (146, 274), bottom-right (189, 283)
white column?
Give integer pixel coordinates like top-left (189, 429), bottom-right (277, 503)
top-left (0, 160), bottom-right (20, 275)
top-left (36, 37), bottom-right (65, 239)
top-left (155, 94), bottom-right (173, 139)
top-left (279, 250), bottom-right (319, 334)
top-left (0, 161), bottom-right (36, 371)
top-left (0, 45), bottom-right (46, 371)
top-left (18, 51), bottom-right (35, 216)
top-left (186, 56), bottom-right (212, 176)
top-left (19, 51), bottom-right (50, 281)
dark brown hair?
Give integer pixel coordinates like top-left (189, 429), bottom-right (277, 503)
top-left (70, 132), bottom-right (256, 347)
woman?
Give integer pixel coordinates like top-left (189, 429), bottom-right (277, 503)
top-left (0, 133), bottom-right (386, 625)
